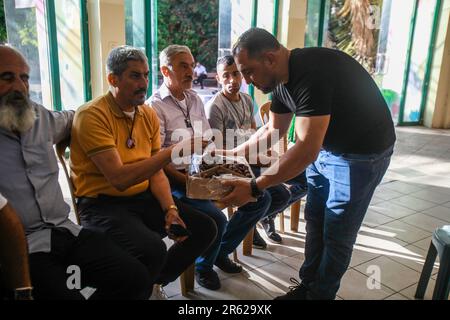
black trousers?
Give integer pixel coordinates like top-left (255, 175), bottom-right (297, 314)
top-left (77, 192), bottom-right (217, 286)
top-left (194, 74), bottom-right (208, 88)
top-left (29, 227), bottom-right (152, 300)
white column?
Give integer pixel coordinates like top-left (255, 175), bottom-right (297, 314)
top-left (87, 0), bottom-right (126, 99)
top-left (424, 0), bottom-right (450, 128)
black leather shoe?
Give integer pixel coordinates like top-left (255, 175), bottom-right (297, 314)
top-left (253, 228), bottom-right (267, 249)
top-left (214, 256), bottom-right (243, 273)
top-left (195, 270), bottom-right (221, 290)
top-left (274, 278), bottom-right (309, 300)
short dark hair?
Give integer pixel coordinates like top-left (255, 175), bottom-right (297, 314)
top-left (216, 55), bottom-right (235, 68)
top-left (232, 28), bottom-right (280, 58)
top-left (106, 45), bottom-right (148, 76)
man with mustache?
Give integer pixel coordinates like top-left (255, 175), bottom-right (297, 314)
top-left (148, 45), bottom-right (283, 291)
top-left (0, 45), bottom-right (153, 300)
top-left (206, 55), bottom-right (308, 248)
top-left (70, 45), bottom-right (217, 299)
top-left (219, 28), bottom-right (396, 300)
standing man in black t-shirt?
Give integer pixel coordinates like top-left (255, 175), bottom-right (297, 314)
top-left (218, 28), bottom-right (396, 300)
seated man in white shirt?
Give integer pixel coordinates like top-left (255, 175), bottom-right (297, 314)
top-left (148, 45), bottom-right (275, 291)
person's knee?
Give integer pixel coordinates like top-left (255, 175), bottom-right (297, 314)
top-left (269, 185), bottom-right (291, 211)
top-left (210, 210), bottom-right (228, 237)
top-left (138, 238), bottom-right (167, 275)
top-left (239, 190), bottom-right (272, 220)
top-left (323, 224), bottom-right (357, 254)
top-left (120, 260), bottom-right (153, 299)
top-left (148, 239), bottom-right (168, 265)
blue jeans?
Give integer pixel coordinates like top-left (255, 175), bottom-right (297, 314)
top-left (251, 166), bottom-right (292, 220)
top-left (253, 167), bottom-right (308, 221)
top-left (273, 171), bottom-right (308, 217)
top-left (299, 145), bottom-right (394, 299)
top-left (172, 185), bottom-right (271, 273)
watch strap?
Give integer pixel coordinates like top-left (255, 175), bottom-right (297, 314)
top-left (250, 178), bottom-right (263, 198)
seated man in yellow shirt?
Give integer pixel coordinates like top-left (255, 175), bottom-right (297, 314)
top-left (70, 46), bottom-right (217, 298)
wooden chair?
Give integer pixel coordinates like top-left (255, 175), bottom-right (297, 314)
top-left (56, 139), bottom-right (79, 224)
top-left (259, 101), bottom-right (302, 233)
top-left (55, 141), bottom-right (195, 297)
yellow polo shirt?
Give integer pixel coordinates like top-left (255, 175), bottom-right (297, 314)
top-left (70, 92), bottom-right (161, 197)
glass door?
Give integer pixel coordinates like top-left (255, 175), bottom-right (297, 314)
top-left (305, 0), bottom-right (328, 48)
top-left (400, 0), bottom-right (440, 124)
top-left (125, 0), bottom-right (158, 95)
top-left (374, 0), bottom-right (416, 125)
top-left (54, 0), bottom-right (86, 110)
top-left (4, 0), bottom-right (51, 107)
top-left (312, 0), bottom-right (441, 125)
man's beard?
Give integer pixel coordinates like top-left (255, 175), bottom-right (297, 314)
top-left (260, 78), bottom-right (279, 94)
top-left (0, 91), bottom-right (36, 133)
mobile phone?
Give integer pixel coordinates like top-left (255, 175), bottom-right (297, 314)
top-left (169, 224), bottom-right (192, 237)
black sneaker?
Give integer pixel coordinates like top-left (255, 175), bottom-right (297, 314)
top-left (261, 217), bottom-right (282, 244)
top-left (267, 231), bottom-right (282, 243)
top-left (195, 270), bottom-right (221, 290)
top-left (253, 228), bottom-right (267, 249)
top-left (274, 278), bottom-right (309, 300)
top-left (214, 256), bottom-right (243, 273)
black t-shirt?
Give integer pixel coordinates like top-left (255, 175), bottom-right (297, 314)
top-left (271, 48), bottom-right (396, 154)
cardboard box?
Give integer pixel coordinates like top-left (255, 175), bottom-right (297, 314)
top-left (186, 154), bottom-right (254, 200)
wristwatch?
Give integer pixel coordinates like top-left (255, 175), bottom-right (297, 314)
top-left (165, 204), bottom-right (179, 214)
top-left (250, 178), bottom-right (264, 199)
top-left (14, 287), bottom-right (33, 300)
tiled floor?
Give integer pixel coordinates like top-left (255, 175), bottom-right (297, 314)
top-left (60, 126), bottom-right (450, 300)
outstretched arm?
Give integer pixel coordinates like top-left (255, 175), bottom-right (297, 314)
top-left (256, 115), bottom-right (329, 189)
top-left (221, 115), bottom-right (329, 207)
top-left (218, 111), bottom-right (293, 158)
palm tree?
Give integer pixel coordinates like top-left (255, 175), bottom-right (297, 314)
top-left (327, 0), bottom-right (382, 74)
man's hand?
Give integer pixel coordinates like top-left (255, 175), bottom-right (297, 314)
top-left (220, 180), bottom-right (257, 207)
top-left (165, 209), bottom-right (188, 243)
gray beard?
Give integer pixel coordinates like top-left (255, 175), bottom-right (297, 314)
top-left (0, 93), bottom-right (36, 133)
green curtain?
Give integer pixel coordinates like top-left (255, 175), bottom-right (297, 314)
top-left (288, 115), bottom-right (296, 143)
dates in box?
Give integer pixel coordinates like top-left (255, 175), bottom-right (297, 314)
top-left (186, 154), bottom-right (254, 200)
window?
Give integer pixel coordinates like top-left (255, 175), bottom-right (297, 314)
top-left (4, 0), bottom-right (51, 107)
top-left (402, 0), bottom-right (438, 123)
top-left (55, 0), bottom-right (85, 110)
top-left (4, 0), bottom-right (90, 110)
